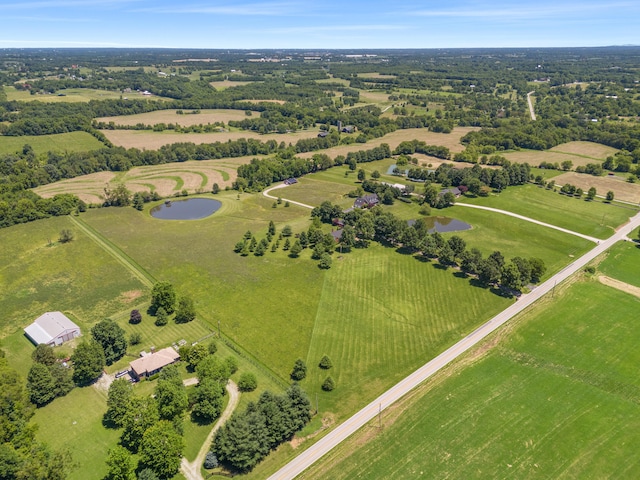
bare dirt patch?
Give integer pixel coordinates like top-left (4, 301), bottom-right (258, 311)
top-left (598, 275), bottom-right (640, 299)
top-left (242, 99), bottom-right (286, 105)
top-left (209, 80), bottom-right (253, 89)
top-left (290, 413), bottom-right (336, 449)
top-left (119, 290), bottom-right (143, 303)
top-left (553, 172), bottom-right (640, 203)
top-left (96, 109), bottom-right (257, 127)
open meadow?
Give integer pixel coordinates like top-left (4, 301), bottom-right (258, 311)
top-left (598, 239), bottom-right (640, 288)
top-left (0, 131), bottom-right (106, 155)
top-left (95, 108), bottom-right (258, 127)
top-left (300, 279), bottom-right (640, 479)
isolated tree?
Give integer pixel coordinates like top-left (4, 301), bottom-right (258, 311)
top-left (282, 225), bottom-right (293, 237)
top-left (212, 183), bottom-right (220, 194)
top-left (91, 319), bottom-right (128, 365)
top-left (129, 332), bottom-right (141, 345)
top-left (208, 340), bottom-right (218, 356)
top-left (27, 363), bottom-right (56, 406)
top-left (120, 396), bottom-right (159, 453)
top-left (31, 343), bottom-right (56, 366)
top-left (283, 238), bottom-right (291, 251)
top-left (322, 376), bottom-right (335, 391)
top-left (139, 421), bottom-right (184, 479)
top-left (203, 451), bottom-right (219, 469)
top-left (174, 296), bottom-right (196, 323)
top-left (587, 186), bottom-right (597, 200)
top-left (290, 359), bottom-right (307, 381)
top-left (225, 356), bottom-right (239, 375)
top-left (371, 170), bottom-right (381, 179)
top-left (150, 281), bottom-right (176, 315)
top-left (105, 378), bottom-right (133, 428)
top-left (58, 229), bottom-right (74, 243)
top-left (606, 190), bottom-right (615, 202)
top-left (71, 340), bottom-right (105, 385)
top-left (155, 307), bottom-right (168, 326)
top-left (357, 169), bottom-right (366, 181)
top-left (319, 355), bottom-right (333, 369)
top-left (268, 220), bottom-right (276, 236)
top-left (132, 192), bottom-right (145, 211)
top-left (238, 372), bottom-right (258, 392)
top-left (105, 445), bottom-right (135, 480)
top-left (129, 309), bottom-right (142, 324)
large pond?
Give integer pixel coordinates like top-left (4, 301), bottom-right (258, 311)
top-left (150, 198), bottom-right (222, 220)
top-left (408, 217), bottom-right (472, 233)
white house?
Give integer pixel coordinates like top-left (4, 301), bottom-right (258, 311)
top-left (24, 312), bottom-right (81, 346)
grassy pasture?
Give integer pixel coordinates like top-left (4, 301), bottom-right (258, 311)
top-left (100, 128), bottom-right (319, 150)
top-left (553, 171), bottom-right (640, 204)
top-left (504, 141), bottom-right (618, 169)
top-left (457, 183), bottom-right (637, 239)
top-left (209, 80), bottom-right (255, 89)
top-left (0, 215), bottom-right (149, 343)
top-left (0, 131), bottom-right (105, 155)
top-left (34, 158), bottom-right (246, 203)
top-left (598, 240), bottom-right (640, 287)
top-left (95, 108), bottom-right (257, 127)
top-left (301, 280), bottom-right (640, 480)
top-left (549, 141), bottom-right (619, 159)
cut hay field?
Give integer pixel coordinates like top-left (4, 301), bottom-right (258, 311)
top-left (209, 80), bottom-right (254, 89)
top-left (34, 158), bottom-right (244, 203)
top-left (598, 240), bottom-right (640, 288)
top-left (504, 141), bottom-right (618, 169)
top-left (0, 131), bottom-right (106, 155)
top-left (100, 128), bottom-right (319, 149)
top-left (297, 127), bottom-right (476, 162)
top-left (553, 171), bottom-right (640, 204)
top-left (301, 280), bottom-right (640, 480)
top-left (458, 183), bottom-right (637, 239)
top-left (95, 108), bottom-right (257, 127)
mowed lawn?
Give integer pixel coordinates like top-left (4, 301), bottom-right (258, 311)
top-left (457, 183), bottom-right (637, 239)
top-left (301, 280), bottom-right (640, 480)
top-left (0, 131), bottom-right (106, 155)
top-left (302, 244), bottom-right (513, 419)
top-left (598, 239), bottom-right (640, 288)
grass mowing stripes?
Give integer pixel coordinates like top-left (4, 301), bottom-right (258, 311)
top-left (301, 280), bottom-right (640, 480)
top-left (303, 244), bottom-right (513, 420)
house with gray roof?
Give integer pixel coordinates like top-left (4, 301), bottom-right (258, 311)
top-left (24, 312), bottom-right (81, 346)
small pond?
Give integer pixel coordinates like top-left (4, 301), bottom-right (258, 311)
top-left (386, 163), bottom-right (408, 175)
top-left (408, 217), bottom-right (471, 233)
top-left (150, 198), bottom-right (222, 220)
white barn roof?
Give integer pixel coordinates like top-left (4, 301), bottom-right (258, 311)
top-left (24, 312), bottom-right (80, 346)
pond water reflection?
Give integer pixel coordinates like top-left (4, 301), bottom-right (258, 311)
top-left (150, 198), bottom-right (222, 220)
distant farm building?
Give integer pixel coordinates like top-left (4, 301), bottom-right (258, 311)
top-left (129, 347), bottom-right (180, 380)
top-left (354, 193), bottom-right (379, 209)
top-left (317, 131), bottom-right (329, 138)
top-left (330, 229), bottom-right (344, 242)
top-left (341, 125), bottom-right (356, 134)
top-left (24, 312), bottom-right (81, 347)
top-left (440, 187), bottom-right (462, 197)
top-left (284, 178), bottom-right (298, 185)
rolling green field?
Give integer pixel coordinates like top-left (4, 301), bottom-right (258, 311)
top-left (458, 183), bottom-right (637, 239)
top-left (301, 280), bottom-right (640, 479)
top-left (4, 85), bottom-right (169, 103)
top-left (0, 131), bottom-right (106, 155)
top-left (598, 239), bottom-right (640, 287)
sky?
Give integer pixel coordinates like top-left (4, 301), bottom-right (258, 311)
top-left (0, 0), bottom-right (639, 49)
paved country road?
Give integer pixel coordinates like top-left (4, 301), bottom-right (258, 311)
top-left (268, 212), bottom-right (640, 480)
top-left (527, 91), bottom-right (537, 121)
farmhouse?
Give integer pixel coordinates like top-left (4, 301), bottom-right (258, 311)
top-left (354, 193), bottom-right (379, 209)
top-left (24, 312), bottom-right (81, 346)
top-left (129, 347), bottom-right (180, 380)
top-left (440, 187), bottom-right (462, 197)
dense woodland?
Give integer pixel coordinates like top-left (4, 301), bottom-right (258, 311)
top-left (1, 48), bottom-right (640, 227)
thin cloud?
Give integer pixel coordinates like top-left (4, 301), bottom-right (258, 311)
top-left (2, 0), bottom-right (139, 8)
top-left (136, 2), bottom-right (302, 16)
top-left (411, 2), bottom-right (637, 19)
